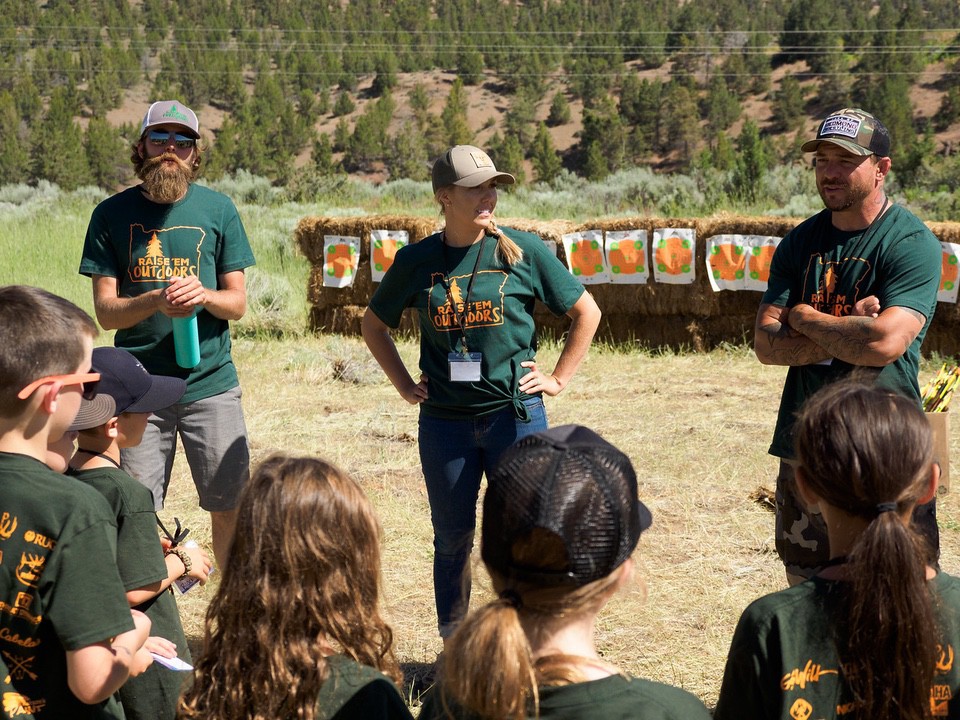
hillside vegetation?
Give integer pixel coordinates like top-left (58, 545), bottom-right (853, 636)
top-left (3, 0), bottom-right (960, 216)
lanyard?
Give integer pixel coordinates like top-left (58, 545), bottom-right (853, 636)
top-left (441, 233), bottom-right (488, 354)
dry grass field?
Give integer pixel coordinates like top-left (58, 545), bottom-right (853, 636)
top-left (163, 333), bottom-right (960, 714)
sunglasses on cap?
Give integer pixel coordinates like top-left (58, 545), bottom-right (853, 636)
top-left (17, 372), bottom-right (101, 401)
top-left (146, 131), bottom-right (196, 150)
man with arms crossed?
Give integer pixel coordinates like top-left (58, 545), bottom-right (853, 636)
top-left (80, 100), bottom-right (255, 565)
top-left (755, 108), bottom-right (941, 585)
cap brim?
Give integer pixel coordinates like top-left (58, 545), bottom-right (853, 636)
top-left (124, 376), bottom-right (186, 414)
top-left (141, 122), bottom-right (200, 139)
top-left (801, 138), bottom-right (873, 156)
top-left (69, 395), bottom-right (117, 432)
top-left (636, 499), bottom-right (653, 534)
top-left (455, 170), bottom-right (516, 187)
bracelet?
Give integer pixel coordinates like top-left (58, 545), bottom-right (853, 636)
top-left (167, 546), bottom-right (192, 577)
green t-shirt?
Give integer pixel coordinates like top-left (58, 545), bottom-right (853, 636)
top-left (0, 452), bottom-right (133, 720)
top-left (714, 571), bottom-right (960, 720)
top-left (316, 654), bottom-right (412, 720)
top-left (418, 673), bottom-right (711, 719)
top-left (369, 228), bottom-right (586, 419)
top-left (762, 205), bottom-right (941, 458)
top-left (69, 465), bottom-right (191, 720)
top-left (80, 183), bottom-right (256, 404)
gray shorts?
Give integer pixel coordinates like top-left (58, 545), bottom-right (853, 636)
top-left (775, 458), bottom-right (940, 579)
top-left (121, 385), bottom-right (250, 513)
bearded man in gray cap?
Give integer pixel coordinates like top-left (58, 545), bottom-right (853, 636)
top-left (754, 108), bottom-right (942, 585)
top-left (79, 100), bottom-right (255, 566)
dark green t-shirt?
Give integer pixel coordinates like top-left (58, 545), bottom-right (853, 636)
top-left (762, 206), bottom-right (941, 458)
top-left (714, 571), bottom-right (960, 720)
top-left (69, 465), bottom-right (191, 720)
top-left (80, 184), bottom-right (256, 404)
top-left (0, 452), bottom-right (133, 720)
top-left (418, 673), bottom-right (711, 719)
top-left (316, 654), bottom-right (412, 720)
top-left (369, 228), bottom-right (586, 419)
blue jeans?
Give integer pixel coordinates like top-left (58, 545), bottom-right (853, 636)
top-left (418, 396), bottom-right (548, 637)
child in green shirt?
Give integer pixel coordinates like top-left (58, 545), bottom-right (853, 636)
top-left (69, 347), bottom-right (212, 720)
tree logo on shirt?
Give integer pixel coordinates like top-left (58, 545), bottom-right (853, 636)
top-left (127, 224), bottom-right (203, 284)
top-left (428, 270), bottom-right (506, 332)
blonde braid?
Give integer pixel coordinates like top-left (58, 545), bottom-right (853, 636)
top-left (488, 220), bottom-right (523, 266)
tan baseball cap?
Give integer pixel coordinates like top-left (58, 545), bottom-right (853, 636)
top-left (432, 145), bottom-right (516, 192)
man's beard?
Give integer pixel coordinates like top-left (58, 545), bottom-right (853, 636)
top-left (138, 153), bottom-right (195, 203)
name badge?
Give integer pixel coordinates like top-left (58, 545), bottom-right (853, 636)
top-left (449, 352), bottom-right (482, 382)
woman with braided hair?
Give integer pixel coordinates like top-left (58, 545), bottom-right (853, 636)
top-left (715, 380), bottom-right (960, 719)
top-left (363, 146), bottom-right (601, 643)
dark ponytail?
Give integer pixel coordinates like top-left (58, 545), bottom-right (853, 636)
top-left (795, 382), bottom-right (937, 720)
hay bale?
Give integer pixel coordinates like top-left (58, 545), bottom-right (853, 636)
top-left (295, 214), bottom-right (960, 354)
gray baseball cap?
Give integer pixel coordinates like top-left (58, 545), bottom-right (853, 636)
top-left (140, 100), bottom-right (200, 139)
top-left (432, 145), bottom-right (516, 192)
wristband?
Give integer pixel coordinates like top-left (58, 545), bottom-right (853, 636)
top-left (167, 546), bottom-right (192, 577)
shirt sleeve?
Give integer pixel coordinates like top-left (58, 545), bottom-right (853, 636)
top-left (42, 505), bottom-right (134, 651)
top-left (526, 235), bottom-right (585, 316)
top-left (713, 608), bottom-right (780, 720)
top-left (79, 205), bottom-right (121, 278)
top-left (369, 245), bottom-right (418, 329)
top-left (215, 198), bottom-right (256, 274)
top-left (875, 226), bottom-right (941, 320)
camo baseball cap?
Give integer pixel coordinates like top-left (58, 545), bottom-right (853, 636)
top-left (432, 145), bottom-right (516, 192)
top-left (139, 100), bottom-right (200, 139)
top-left (801, 108), bottom-right (891, 157)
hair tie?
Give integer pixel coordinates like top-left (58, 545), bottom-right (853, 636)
top-left (875, 502), bottom-right (898, 514)
top-left (498, 589), bottom-right (523, 609)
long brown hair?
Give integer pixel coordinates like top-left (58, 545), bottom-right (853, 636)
top-left (795, 381), bottom-right (938, 720)
top-left (437, 531), bottom-right (626, 720)
top-left (177, 455), bottom-right (401, 720)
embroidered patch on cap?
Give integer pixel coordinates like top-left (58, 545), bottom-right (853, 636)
top-left (820, 116), bottom-right (862, 139)
top-left (469, 151), bottom-right (494, 169)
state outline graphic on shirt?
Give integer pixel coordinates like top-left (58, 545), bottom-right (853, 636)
top-left (126, 224), bottom-right (205, 284)
top-left (801, 254), bottom-right (872, 317)
top-left (428, 270), bottom-right (507, 332)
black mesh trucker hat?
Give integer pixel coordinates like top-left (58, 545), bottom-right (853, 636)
top-left (481, 425), bottom-right (652, 588)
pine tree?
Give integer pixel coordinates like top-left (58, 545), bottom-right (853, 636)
top-left (457, 47), bottom-right (485, 86)
top-left (85, 117), bottom-right (128, 189)
top-left (441, 77), bottom-right (472, 146)
top-left (390, 122), bottom-right (430, 181)
top-left (30, 88), bottom-right (91, 189)
top-left (730, 120), bottom-right (769, 203)
top-left (531, 123), bottom-right (562, 184)
top-left (0, 92), bottom-right (29, 180)
top-left (547, 92), bottom-right (571, 126)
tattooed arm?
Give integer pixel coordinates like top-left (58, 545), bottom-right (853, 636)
top-left (754, 303), bottom-right (833, 366)
top-left (786, 304), bottom-right (925, 367)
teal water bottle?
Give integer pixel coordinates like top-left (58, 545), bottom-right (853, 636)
top-left (172, 311), bottom-right (200, 369)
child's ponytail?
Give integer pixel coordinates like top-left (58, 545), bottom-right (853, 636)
top-left (439, 594), bottom-right (537, 720)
